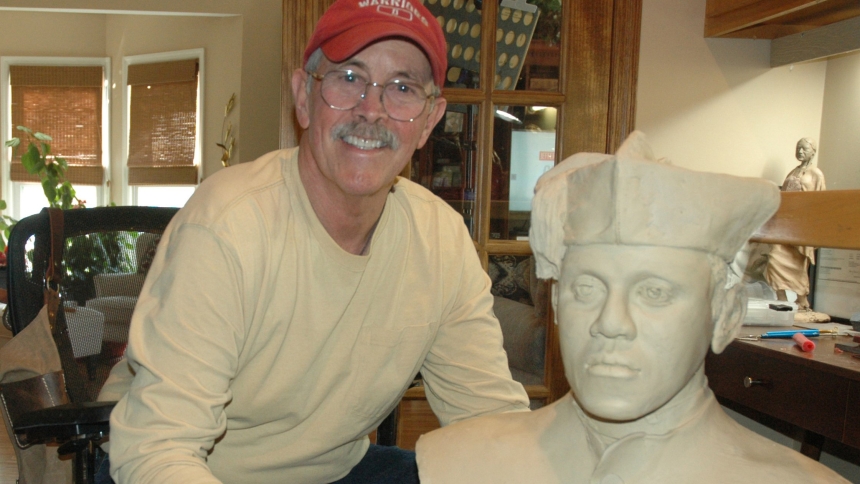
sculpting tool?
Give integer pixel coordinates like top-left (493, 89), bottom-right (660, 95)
top-left (737, 329), bottom-right (822, 341)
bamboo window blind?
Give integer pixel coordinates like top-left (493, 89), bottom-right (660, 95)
top-left (9, 65), bottom-right (104, 185)
top-left (127, 58), bottom-right (199, 186)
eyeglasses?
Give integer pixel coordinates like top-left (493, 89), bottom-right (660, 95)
top-left (308, 70), bottom-right (434, 122)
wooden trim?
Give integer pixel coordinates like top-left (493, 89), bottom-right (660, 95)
top-left (704, 0), bottom-right (820, 38)
top-left (607, 0), bottom-right (642, 153)
top-left (281, 0), bottom-right (335, 149)
top-left (751, 190), bottom-right (860, 249)
top-left (559, 0), bottom-right (614, 157)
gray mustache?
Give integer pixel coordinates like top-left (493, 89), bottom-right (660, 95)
top-left (332, 122), bottom-right (400, 150)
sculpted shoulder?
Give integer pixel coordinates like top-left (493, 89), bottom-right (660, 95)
top-left (417, 398), bottom-right (578, 484)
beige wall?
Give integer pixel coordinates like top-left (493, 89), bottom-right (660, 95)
top-left (1, 0), bottom-right (283, 190)
top-left (0, 10), bottom-right (105, 56)
top-left (636, 0), bottom-right (827, 185)
top-left (819, 51), bottom-right (860, 189)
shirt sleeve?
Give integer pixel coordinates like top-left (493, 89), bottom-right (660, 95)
top-left (419, 225), bottom-right (530, 426)
top-left (108, 222), bottom-right (244, 484)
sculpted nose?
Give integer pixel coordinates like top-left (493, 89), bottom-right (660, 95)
top-left (590, 290), bottom-right (637, 340)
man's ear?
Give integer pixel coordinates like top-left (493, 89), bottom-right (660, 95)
top-left (292, 69), bottom-right (311, 129)
top-left (711, 283), bottom-right (745, 354)
top-left (417, 96), bottom-right (447, 149)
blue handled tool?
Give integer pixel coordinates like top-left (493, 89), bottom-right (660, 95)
top-left (760, 329), bottom-right (820, 339)
top-left (737, 329), bottom-right (828, 341)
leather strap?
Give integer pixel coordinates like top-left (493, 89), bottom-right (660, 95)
top-left (44, 208), bottom-right (63, 329)
top-left (45, 208), bottom-right (64, 292)
top-left (41, 208), bottom-right (89, 403)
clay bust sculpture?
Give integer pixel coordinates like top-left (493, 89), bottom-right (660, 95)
top-left (415, 132), bottom-right (849, 484)
top-left (765, 137), bottom-right (829, 323)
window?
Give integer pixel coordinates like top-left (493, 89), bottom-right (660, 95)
top-left (122, 49), bottom-right (203, 207)
top-left (1, 58), bottom-right (109, 219)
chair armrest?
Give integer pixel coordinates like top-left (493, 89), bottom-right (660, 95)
top-left (93, 273), bottom-right (145, 298)
top-left (15, 401), bottom-right (114, 442)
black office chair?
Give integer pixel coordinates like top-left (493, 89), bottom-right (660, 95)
top-left (1, 206), bottom-right (178, 484)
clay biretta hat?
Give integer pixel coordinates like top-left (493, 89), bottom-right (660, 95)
top-left (303, 0), bottom-right (448, 88)
top-left (530, 131), bottom-right (781, 280)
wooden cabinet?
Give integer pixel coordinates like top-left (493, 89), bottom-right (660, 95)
top-left (282, 0), bottom-right (642, 449)
top-left (706, 334), bottom-right (860, 458)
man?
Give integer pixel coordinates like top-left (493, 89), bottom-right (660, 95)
top-left (416, 132), bottom-right (849, 483)
top-left (106, 0), bottom-right (529, 482)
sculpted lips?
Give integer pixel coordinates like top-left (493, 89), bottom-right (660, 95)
top-left (585, 355), bottom-right (640, 379)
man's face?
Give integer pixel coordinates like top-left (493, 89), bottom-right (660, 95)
top-left (294, 39), bottom-right (446, 199)
top-left (557, 244), bottom-right (715, 421)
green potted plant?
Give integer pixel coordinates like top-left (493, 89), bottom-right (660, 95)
top-left (1, 126), bottom-right (86, 252)
top-left (5, 126), bottom-right (83, 210)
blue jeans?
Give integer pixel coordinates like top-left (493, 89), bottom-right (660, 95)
top-left (330, 444), bottom-right (418, 484)
top-left (94, 444), bottom-right (418, 483)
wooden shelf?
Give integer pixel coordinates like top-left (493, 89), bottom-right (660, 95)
top-left (705, 0), bottom-right (860, 39)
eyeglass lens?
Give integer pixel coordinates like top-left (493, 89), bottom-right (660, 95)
top-left (318, 70), bottom-right (429, 121)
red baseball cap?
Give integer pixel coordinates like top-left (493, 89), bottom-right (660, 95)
top-left (303, 0), bottom-right (448, 88)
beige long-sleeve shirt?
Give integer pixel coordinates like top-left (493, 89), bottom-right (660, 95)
top-left (108, 148), bottom-right (529, 483)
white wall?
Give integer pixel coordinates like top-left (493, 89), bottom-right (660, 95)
top-left (636, 0), bottom-right (827, 185)
top-left (819, 51), bottom-right (860, 189)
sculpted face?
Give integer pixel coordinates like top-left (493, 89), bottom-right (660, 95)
top-left (796, 139), bottom-right (815, 163)
top-left (557, 244), bottom-right (715, 421)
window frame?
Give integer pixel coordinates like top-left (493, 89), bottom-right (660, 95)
top-left (1, 56), bottom-right (111, 219)
top-left (121, 48), bottom-right (204, 206)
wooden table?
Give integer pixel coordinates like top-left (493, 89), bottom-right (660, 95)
top-left (705, 326), bottom-right (860, 459)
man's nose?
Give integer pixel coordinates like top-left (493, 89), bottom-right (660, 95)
top-left (589, 290), bottom-right (637, 339)
top-left (353, 83), bottom-right (388, 122)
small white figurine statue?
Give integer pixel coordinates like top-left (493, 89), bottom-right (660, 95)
top-left (765, 137), bottom-right (829, 323)
top-left (415, 132), bottom-right (849, 484)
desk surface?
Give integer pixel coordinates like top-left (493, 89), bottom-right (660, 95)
top-left (707, 325), bottom-right (860, 453)
top-left (730, 325), bottom-right (860, 381)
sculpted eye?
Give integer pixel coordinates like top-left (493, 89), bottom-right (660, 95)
top-left (570, 275), bottom-right (605, 303)
top-left (635, 279), bottom-right (674, 306)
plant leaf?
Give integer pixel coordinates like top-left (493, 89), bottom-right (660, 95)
top-left (5, 138), bottom-right (20, 148)
top-left (42, 178), bottom-right (58, 207)
top-left (22, 144), bottom-right (42, 173)
top-left (34, 132), bottom-right (52, 142)
top-left (16, 126), bottom-right (32, 134)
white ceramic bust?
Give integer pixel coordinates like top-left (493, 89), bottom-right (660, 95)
top-left (415, 132), bottom-right (849, 484)
top-left (765, 137), bottom-right (829, 322)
